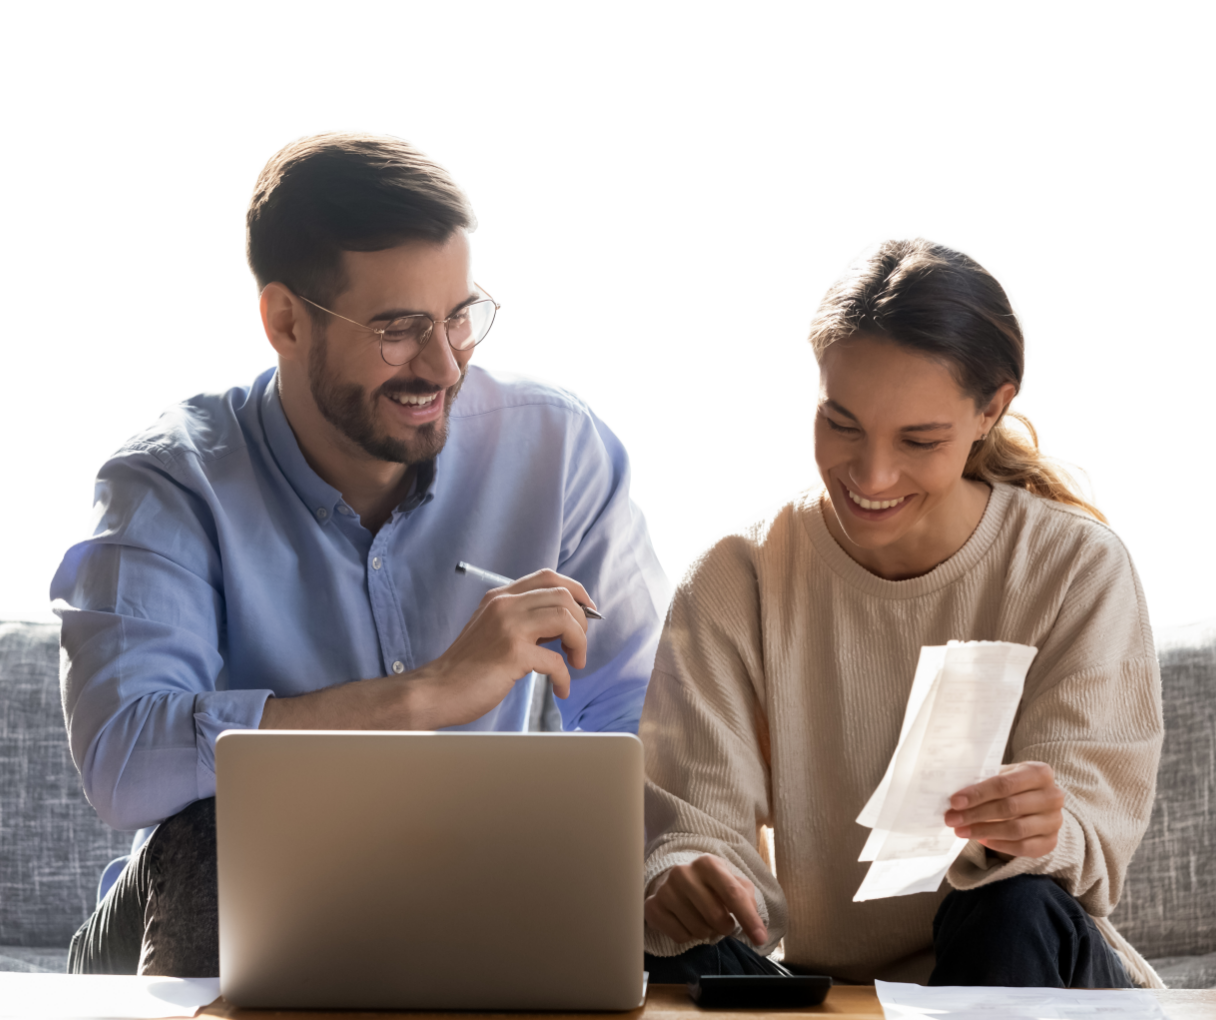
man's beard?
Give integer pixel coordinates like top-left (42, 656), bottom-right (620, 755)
top-left (307, 328), bottom-right (465, 465)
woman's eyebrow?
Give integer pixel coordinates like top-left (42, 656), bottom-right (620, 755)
top-left (822, 399), bottom-right (858, 420)
top-left (900, 421), bottom-right (954, 433)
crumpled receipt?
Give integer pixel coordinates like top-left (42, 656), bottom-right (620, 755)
top-left (853, 641), bottom-right (1038, 902)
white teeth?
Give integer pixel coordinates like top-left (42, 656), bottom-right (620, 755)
top-left (847, 488), bottom-right (907, 511)
top-left (389, 392), bottom-right (438, 407)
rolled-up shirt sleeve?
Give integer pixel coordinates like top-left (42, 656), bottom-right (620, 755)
top-left (52, 451), bottom-right (272, 831)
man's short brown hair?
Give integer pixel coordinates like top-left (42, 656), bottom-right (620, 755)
top-left (247, 132), bottom-right (476, 307)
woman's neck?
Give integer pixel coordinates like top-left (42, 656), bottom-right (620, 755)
top-left (822, 479), bottom-right (993, 581)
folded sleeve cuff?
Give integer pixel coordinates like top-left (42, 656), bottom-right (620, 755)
top-left (192, 689), bottom-right (274, 795)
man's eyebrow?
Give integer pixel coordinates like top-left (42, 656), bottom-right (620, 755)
top-left (367, 292), bottom-right (480, 324)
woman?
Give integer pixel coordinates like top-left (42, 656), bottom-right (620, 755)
top-left (641, 240), bottom-right (1163, 988)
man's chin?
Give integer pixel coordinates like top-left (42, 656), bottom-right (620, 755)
top-left (360, 414), bottom-right (450, 466)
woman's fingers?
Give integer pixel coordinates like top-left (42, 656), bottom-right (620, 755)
top-left (643, 898), bottom-right (697, 944)
top-left (960, 810), bottom-right (1062, 845)
top-left (947, 762), bottom-right (1055, 817)
top-left (644, 856), bottom-right (768, 947)
top-left (948, 786), bottom-right (1064, 827)
top-left (694, 857), bottom-right (768, 945)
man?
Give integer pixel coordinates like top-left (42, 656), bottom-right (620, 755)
top-left (52, 133), bottom-right (668, 976)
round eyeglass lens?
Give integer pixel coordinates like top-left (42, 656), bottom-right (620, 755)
top-left (380, 316), bottom-right (431, 365)
top-left (449, 299), bottom-right (497, 351)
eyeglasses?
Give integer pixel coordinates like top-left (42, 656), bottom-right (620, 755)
top-left (298, 285), bottom-right (499, 367)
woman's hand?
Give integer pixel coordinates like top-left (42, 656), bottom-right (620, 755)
top-left (644, 854), bottom-right (768, 946)
top-left (944, 761), bottom-right (1065, 858)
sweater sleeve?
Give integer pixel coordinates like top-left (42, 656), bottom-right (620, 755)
top-left (947, 518), bottom-right (1164, 918)
top-left (640, 535), bottom-right (787, 957)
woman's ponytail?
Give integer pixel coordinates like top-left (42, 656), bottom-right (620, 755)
top-left (965, 412), bottom-right (1105, 522)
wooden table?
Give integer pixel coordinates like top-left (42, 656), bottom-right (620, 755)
top-left (200, 982), bottom-right (1216, 1019)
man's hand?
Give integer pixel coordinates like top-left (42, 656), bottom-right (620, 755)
top-left (412, 568), bottom-right (594, 726)
top-left (259, 568), bottom-right (595, 732)
top-left (644, 854), bottom-right (768, 947)
top-left (945, 761), bottom-right (1065, 858)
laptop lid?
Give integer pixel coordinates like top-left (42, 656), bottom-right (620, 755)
top-left (216, 730), bottom-right (643, 1010)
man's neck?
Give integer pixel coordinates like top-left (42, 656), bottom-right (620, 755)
top-left (278, 373), bottom-right (415, 534)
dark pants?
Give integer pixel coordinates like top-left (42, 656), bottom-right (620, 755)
top-left (68, 798), bottom-right (219, 976)
top-left (645, 875), bottom-right (1135, 988)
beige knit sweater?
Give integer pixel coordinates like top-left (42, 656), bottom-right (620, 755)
top-left (641, 483), bottom-right (1164, 987)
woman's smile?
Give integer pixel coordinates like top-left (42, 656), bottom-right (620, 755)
top-left (839, 479), bottom-right (914, 521)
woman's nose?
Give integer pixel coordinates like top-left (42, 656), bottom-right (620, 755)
top-left (848, 442), bottom-right (901, 495)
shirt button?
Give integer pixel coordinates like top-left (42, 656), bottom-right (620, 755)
top-left (337, 506), bottom-right (352, 516)
top-left (316, 507), bottom-right (329, 520)
top-left (392, 660), bottom-right (405, 674)
top-left (372, 557), bottom-right (382, 570)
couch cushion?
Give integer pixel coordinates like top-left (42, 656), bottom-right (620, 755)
top-left (0, 622), bottom-right (131, 948)
top-left (1148, 952), bottom-right (1216, 990)
top-left (1110, 620), bottom-right (1216, 962)
top-left (0, 946), bottom-right (70, 973)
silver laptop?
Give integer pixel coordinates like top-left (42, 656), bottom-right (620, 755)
top-left (216, 730), bottom-right (644, 1011)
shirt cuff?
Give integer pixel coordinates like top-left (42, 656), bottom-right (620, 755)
top-left (192, 689), bottom-right (274, 794)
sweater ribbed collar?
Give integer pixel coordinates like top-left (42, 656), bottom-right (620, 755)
top-left (800, 482), bottom-right (1015, 600)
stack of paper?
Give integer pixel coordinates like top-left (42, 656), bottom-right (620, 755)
top-left (875, 979), bottom-right (1170, 1019)
top-left (854, 641), bottom-right (1038, 902)
top-left (0, 973), bottom-right (220, 1019)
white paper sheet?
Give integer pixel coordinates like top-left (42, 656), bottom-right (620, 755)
top-left (875, 979), bottom-right (1170, 1019)
top-left (854, 641), bottom-right (1038, 902)
top-left (0, 974), bottom-right (220, 1019)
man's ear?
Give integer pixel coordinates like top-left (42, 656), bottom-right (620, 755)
top-left (980, 382), bottom-right (1018, 436)
top-left (260, 283), bottom-right (311, 362)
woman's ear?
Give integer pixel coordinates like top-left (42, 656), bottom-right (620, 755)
top-left (979, 382), bottom-right (1018, 438)
top-left (260, 283), bottom-right (310, 363)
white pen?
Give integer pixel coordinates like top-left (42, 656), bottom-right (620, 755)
top-left (455, 561), bottom-right (605, 620)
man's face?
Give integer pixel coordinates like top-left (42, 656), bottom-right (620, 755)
top-left (307, 232), bottom-right (477, 465)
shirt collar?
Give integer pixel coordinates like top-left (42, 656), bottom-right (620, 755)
top-left (260, 372), bottom-right (439, 526)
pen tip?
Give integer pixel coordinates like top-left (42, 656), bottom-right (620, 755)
top-left (454, 562), bottom-right (466, 574)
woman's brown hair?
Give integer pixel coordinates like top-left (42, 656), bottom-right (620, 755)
top-left (808, 239), bottom-right (1104, 521)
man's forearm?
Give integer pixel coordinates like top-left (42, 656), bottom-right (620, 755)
top-left (258, 666), bottom-right (446, 731)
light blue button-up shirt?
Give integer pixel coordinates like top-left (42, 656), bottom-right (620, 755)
top-left (52, 366), bottom-right (669, 832)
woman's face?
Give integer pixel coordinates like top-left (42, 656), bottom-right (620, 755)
top-left (814, 335), bottom-right (1012, 570)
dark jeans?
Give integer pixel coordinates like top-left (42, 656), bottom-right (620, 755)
top-left (68, 798), bottom-right (219, 976)
top-left (645, 874), bottom-right (1135, 987)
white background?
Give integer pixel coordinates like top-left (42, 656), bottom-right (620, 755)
top-left (2, 3), bottom-right (1212, 628)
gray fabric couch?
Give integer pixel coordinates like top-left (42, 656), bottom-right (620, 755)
top-left (1, 619), bottom-right (1212, 985)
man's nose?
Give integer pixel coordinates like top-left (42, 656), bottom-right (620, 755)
top-left (412, 325), bottom-right (464, 389)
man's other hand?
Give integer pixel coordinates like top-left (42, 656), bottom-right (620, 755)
top-left (944, 761), bottom-right (1065, 858)
top-left (259, 568), bottom-right (595, 732)
top-left (417, 568), bottom-right (594, 722)
top-left (644, 854), bottom-right (768, 947)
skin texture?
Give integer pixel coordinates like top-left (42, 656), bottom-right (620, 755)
top-left (645, 336), bottom-right (1065, 948)
top-left (257, 233), bottom-right (597, 732)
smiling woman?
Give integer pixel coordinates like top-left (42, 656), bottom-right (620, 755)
top-left (807, 239), bottom-right (1102, 582)
top-left (639, 239), bottom-right (1165, 990)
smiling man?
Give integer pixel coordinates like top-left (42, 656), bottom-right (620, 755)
top-left (52, 133), bottom-right (668, 976)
